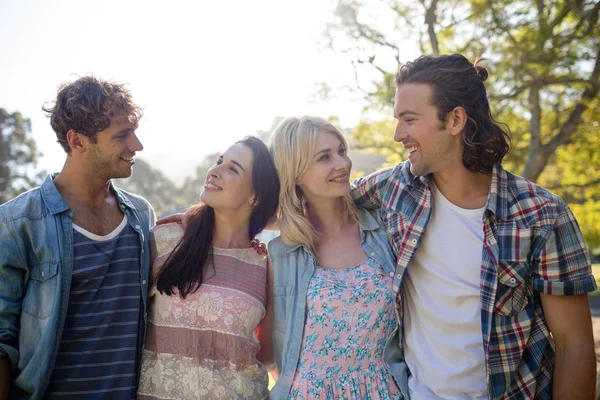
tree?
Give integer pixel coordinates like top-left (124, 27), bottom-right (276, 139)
top-left (114, 158), bottom-right (185, 217)
top-left (0, 108), bottom-right (42, 204)
top-left (323, 0), bottom-right (600, 247)
top-left (115, 152), bottom-right (223, 218)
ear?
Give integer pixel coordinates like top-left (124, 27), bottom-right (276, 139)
top-left (66, 129), bottom-right (88, 153)
top-left (447, 107), bottom-right (468, 137)
top-left (248, 195), bottom-right (258, 208)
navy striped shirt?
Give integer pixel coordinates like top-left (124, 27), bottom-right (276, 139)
top-left (45, 216), bottom-right (142, 400)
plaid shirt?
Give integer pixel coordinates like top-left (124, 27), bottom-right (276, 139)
top-left (352, 161), bottom-right (596, 400)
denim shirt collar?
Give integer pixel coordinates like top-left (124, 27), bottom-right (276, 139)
top-left (40, 173), bottom-right (136, 215)
top-left (280, 207), bottom-right (381, 254)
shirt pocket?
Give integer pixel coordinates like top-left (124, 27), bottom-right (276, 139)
top-left (273, 284), bottom-right (293, 333)
top-left (494, 261), bottom-right (530, 316)
top-left (23, 262), bottom-right (59, 319)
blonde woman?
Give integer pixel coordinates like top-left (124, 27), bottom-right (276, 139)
top-left (267, 116), bottom-right (406, 399)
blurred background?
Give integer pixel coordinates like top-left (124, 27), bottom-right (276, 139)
top-left (1, 0), bottom-right (600, 392)
top-left (1, 1), bottom-right (598, 264)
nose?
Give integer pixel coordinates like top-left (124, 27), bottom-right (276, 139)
top-left (335, 153), bottom-right (352, 171)
top-left (130, 132), bottom-right (144, 152)
top-left (393, 121), bottom-right (406, 143)
top-left (208, 164), bottom-right (221, 179)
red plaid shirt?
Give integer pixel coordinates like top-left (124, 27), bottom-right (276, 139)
top-left (352, 162), bottom-right (596, 400)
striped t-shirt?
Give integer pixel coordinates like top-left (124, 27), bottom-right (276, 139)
top-left (44, 215), bottom-right (142, 400)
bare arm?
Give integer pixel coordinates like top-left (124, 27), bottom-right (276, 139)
top-left (540, 293), bottom-right (596, 400)
top-left (256, 258), bottom-right (277, 380)
top-left (0, 357), bottom-right (10, 400)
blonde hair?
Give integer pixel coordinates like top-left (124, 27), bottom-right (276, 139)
top-left (269, 116), bottom-right (361, 252)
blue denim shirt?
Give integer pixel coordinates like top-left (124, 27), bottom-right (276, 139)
top-left (0, 174), bottom-right (155, 400)
top-left (267, 208), bottom-right (408, 399)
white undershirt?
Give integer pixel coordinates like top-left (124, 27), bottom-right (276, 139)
top-left (403, 183), bottom-right (488, 400)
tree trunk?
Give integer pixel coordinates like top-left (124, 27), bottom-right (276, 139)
top-left (424, 0), bottom-right (440, 56)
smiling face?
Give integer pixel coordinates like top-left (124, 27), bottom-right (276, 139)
top-left (200, 143), bottom-right (256, 212)
top-left (393, 83), bottom-right (459, 176)
top-left (296, 131), bottom-right (352, 203)
top-left (85, 117), bottom-right (143, 180)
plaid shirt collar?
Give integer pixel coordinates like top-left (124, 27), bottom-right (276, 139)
top-left (398, 163), bottom-right (513, 221)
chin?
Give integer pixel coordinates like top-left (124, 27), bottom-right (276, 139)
top-left (409, 162), bottom-right (424, 177)
top-left (113, 170), bottom-right (134, 179)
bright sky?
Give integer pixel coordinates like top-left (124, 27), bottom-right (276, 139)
top-left (0, 0), bottom-right (371, 183)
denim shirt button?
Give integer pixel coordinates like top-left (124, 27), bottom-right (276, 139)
top-left (135, 225), bottom-right (141, 230)
top-left (142, 280), bottom-right (147, 286)
top-left (370, 251), bottom-right (375, 256)
top-left (389, 271), bottom-right (394, 277)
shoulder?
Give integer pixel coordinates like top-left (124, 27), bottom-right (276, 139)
top-left (267, 236), bottom-right (301, 258)
top-left (353, 165), bottom-right (396, 186)
top-left (151, 223), bottom-right (184, 258)
top-left (503, 169), bottom-right (568, 227)
top-left (114, 187), bottom-right (154, 211)
top-left (0, 186), bottom-right (45, 224)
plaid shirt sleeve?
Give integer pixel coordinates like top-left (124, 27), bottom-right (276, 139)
top-left (531, 206), bottom-right (597, 295)
top-left (351, 167), bottom-right (395, 209)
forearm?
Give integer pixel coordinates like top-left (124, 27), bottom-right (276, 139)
top-left (0, 357), bottom-right (11, 400)
top-left (552, 343), bottom-right (596, 400)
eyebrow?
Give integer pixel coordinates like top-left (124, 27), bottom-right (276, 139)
top-left (313, 148), bottom-right (331, 158)
top-left (396, 110), bottom-right (423, 118)
top-left (231, 160), bottom-right (246, 171)
top-left (313, 142), bottom-right (344, 159)
top-left (112, 128), bottom-right (134, 137)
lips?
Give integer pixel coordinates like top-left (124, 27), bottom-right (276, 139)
top-left (404, 145), bottom-right (419, 154)
top-left (120, 155), bottom-right (135, 165)
top-left (329, 173), bottom-right (349, 183)
top-left (205, 181), bottom-right (223, 190)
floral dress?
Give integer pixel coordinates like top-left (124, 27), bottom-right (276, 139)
top-left (288, 257), bottom-right (401, 399)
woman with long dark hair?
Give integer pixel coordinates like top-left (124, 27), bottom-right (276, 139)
top-left (137, 136), bottom-right (280, 400)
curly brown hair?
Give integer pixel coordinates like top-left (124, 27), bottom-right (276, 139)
top-left (395, 54), bottom-right (511, 173)
top-left (42, 76), bottom-right (143, 153)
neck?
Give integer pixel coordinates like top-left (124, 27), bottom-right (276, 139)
top-left (432, 160), bottom-right (492, 209)
top-left (53, 158), bottom-right (113, 206)
top-left (212, 209), bottom-right (252, 248)
top-left (305, 197), bottom-right (346, 236)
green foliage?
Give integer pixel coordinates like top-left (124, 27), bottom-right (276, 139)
top-left (114, 158), bottom-right (183, 216)
top-left (324, 0), bottom-right (600, 249)
top-left (115, 152), bottom-right (221, 217)
top-left (0, 108), bottom-right (43, 204)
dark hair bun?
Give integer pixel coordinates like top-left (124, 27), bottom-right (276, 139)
top-left (475, 64), bottom-right (488, 82)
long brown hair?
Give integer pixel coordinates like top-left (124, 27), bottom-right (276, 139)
top-left (155, 136), bottom-right (280, 298)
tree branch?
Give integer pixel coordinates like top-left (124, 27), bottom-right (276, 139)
top-left (529, 80), bottom-right (543, 148)
top-left (422, 0), bottom-right (440, 55)
top-left (546, 47), bottom-right (600, 150)
top-left (547, 177), bottom-right (600, 190)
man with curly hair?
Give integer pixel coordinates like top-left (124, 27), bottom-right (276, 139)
top-left (353, 54), bottom-right (596, 399)
top-left (0, 76), bottom-right (156, 400)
